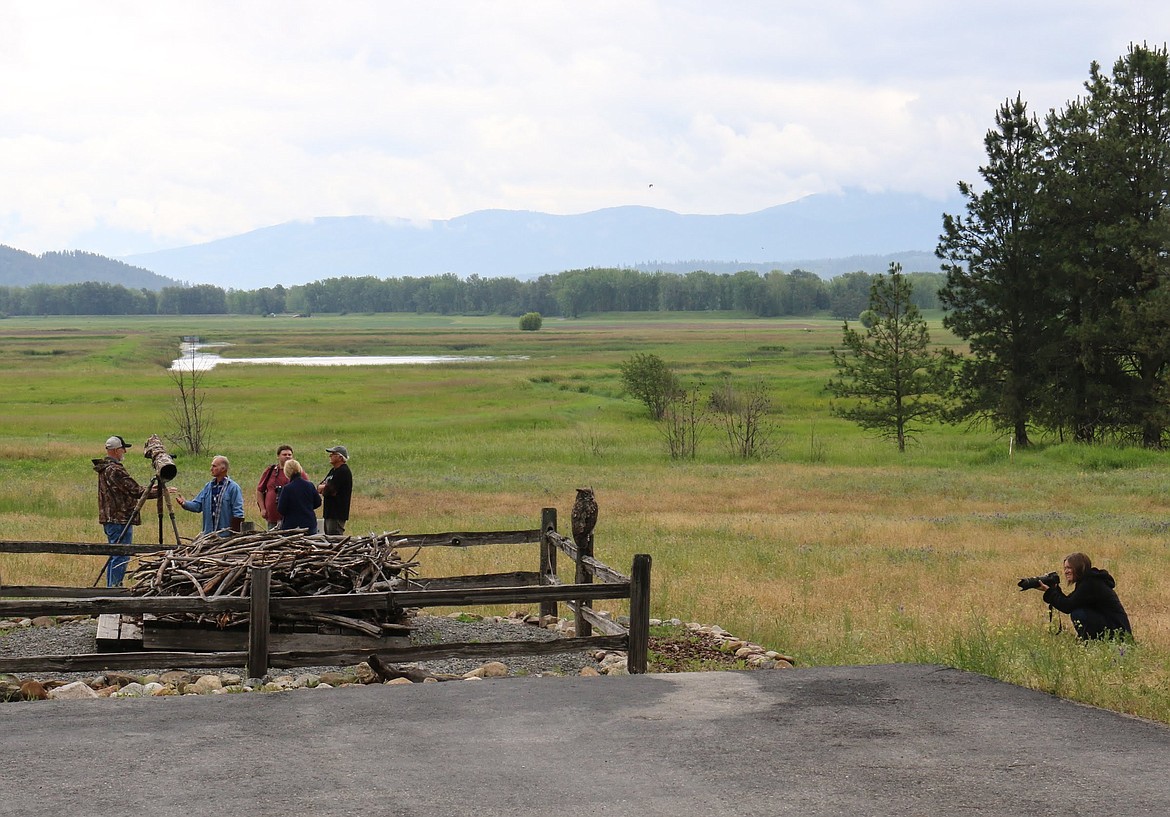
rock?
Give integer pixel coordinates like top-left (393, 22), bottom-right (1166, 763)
top-left (116, 683), bottom-right (148, 697)
top-left (579, 666), bottom-right (601, 677)
top-left (30, 616), bottom-right (56, 628)
top-left (220, 672), bottom-right (244, 686)
top-left (19, 680), bottom-right (48, 700)
top-left (602, 659), bottom-right (629, 676)
top-left (160, 670), bottom-right (195, 689)
top-left (104, 672), bottom-right (142, 689)
top-left (48, 681), bottom-right (98, 700)
top-left (463, 661), bottom-right (508, 679)
top-left (295, 674), bottom-right (320, 688)
top-left (735, 646), bottom-right (759, 659)
top-left (385, 677), bottom-right (413, 685)
top-left (319, 671), bottom-right (357, 687)
top-left (421, 677), bottom-right (439, 683)
top-left (189, 675), bottom-right (223, 694)
top-left (354, 662), bottom-right (379, 684)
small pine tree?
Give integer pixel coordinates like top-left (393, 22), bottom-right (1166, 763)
top-left (827, 263), bottom-right (949, 452)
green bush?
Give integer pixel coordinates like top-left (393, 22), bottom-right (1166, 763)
top-left (519, 312), bottom-right (543, 331)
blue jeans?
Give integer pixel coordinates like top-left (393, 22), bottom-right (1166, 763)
top-left (103, 522), bottom-right (133, 587)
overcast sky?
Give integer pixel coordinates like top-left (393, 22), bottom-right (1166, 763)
top-left (2, 1), bottom-right (1166, 257)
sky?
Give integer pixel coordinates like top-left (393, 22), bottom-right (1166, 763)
top-left (2, 1), bottom-right (1168, 258)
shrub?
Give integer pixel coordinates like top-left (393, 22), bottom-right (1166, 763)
top-left (519, 312), bottom-right (543, 331)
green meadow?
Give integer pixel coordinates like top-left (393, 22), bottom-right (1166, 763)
top-left (2, 312), bottom-right (1169, 722)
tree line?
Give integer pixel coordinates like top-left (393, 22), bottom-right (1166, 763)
top-left (0, 268), bottom-right (944, 320)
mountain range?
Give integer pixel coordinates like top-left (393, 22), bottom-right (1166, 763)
top-left (120, 189), bottom-right (959, 290)
top-left (2, 189), bottom-right (962, 291)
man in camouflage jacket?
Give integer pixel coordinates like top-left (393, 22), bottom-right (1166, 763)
top-left (94, 435), bottom-right (151, 586)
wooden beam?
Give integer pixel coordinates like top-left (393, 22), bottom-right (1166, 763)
top-left (0, 581), bottom-right (631, 618)
top-left (265, 634), bottom-right (629, 669)
top-left (0, 585), bottom-right (133, 598)
top-left (247, 566), bottom-right (271, 679)
top-left (0, 540), bottom-right (163, 555)
top-left (545, 532), bottom-right (630, 583)
top-left (563, 600), bottom-right (627, 636)
top-left (391, 529), bottom-right (542, 548)
top-left (401, 571), bottom-right (544, 590)
top-left (0, 634), bottom-right (629, 674)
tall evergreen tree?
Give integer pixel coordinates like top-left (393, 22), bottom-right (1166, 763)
top-left (827, 263), bottom-right (949, 452)
top-left (937, 95), bottom-right (1053, 447)
top-left (1043, 43), bottom-right (1170, 446)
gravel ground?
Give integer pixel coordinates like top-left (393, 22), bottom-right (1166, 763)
top-left (0, 613), bottom-right (599, 684)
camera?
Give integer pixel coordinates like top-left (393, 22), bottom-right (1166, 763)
top-left (1017, 571), bottom-right (1060, 591)
top-left (143, 433), bottom-right (178, 481)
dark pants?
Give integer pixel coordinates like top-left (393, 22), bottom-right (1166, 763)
top-left (1070, 608), bottom-right (1124, 640)
top-left (324, 518), bottom-right (346, 536)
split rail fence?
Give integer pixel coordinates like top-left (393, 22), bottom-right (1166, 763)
top-left (0, 507), bottom-right (651, 678)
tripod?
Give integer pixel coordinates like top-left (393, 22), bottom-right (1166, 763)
top-left (96, 475), bottom-right (184, 587)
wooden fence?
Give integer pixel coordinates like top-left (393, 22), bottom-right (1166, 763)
top-left (0, 508), bottom-right (651, 678)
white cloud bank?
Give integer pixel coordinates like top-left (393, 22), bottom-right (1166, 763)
top-left (1, 0), bottom-right (1166, 256)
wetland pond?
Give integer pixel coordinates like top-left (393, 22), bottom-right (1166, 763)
top-left (171, 342), bottom-right (528, 371)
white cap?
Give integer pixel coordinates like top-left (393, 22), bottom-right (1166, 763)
top-left (105, 435), bottom-right (131, 449)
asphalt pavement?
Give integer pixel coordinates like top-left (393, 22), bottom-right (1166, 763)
top-left (2, 664), bottom-right (1167, 816)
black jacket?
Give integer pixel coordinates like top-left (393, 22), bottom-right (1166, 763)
top-left (1043, 567), bottom-right (1132, 636)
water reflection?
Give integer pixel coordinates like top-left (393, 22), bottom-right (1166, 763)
top-left (171, 342), bottom-right (525, 371)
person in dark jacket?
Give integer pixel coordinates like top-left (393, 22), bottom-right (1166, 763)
top-left (1039, 552), bottom-right (1132, 640)
top-left (317, 444), bottom-right (352, 535)
top-left (277, 458), bottom-right (321, 535)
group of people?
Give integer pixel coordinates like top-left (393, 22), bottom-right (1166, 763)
top-left (94, 435), bottom-right (354, 586)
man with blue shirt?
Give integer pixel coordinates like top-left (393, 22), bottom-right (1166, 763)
top-left (175, 455), bottom-right (245, 537)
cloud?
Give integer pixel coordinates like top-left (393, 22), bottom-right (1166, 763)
top-left (1, 1), bottom-right (1167, 256)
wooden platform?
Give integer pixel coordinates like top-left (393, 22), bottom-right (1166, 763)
top-left (96, 614), bottom-right (143, 652)
top-left (96, 613), bottom-right (410, 653)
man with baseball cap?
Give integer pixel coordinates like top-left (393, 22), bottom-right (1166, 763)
top-left (93, 435), bottom-right (152, 586)
top-left (318, 444), bottom-right (353, 535)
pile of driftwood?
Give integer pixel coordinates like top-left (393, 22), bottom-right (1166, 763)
top-left (127, 529), bottom-right (418, 636)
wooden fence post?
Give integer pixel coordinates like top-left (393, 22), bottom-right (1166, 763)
top-left (574, 531), bottom-right (594, 638)
top-left (247, 565), bottom-right (271, 679)
top-left (628, 554), bottom-right (652, 674)
top-left (539, 507), bottom-right (558, 620)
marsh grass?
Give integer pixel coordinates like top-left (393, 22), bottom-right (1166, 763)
top-left (2, 314), bottom-right (1170, 721)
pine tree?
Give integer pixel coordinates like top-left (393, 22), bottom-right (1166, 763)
top-left (937, 95), bottom-right (1053, 447)
top-left (827, 263), bottom-right (949, 452)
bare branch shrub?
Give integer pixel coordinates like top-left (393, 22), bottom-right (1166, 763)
top-left (710, 376), bottom-right (775, 459)
top-left (659, 385), bottom-right (708, 459)
top-left (167, 343), bottom-right (213, 455)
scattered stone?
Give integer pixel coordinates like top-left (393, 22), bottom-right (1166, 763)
top-left (354, 662), bottom-right (379, 684)
top-left (48, 681), bottom-right (98, 700)
top-left (463, 661), bottom-right (508, 679)
top-left (19, 680), bottom-right (48, 700)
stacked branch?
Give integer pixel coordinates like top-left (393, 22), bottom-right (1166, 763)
top-left (127, 529), bottom-right (418, 635)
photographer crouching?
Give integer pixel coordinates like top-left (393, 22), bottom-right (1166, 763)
top-left (1020, 552), bottom-right (1132, 641)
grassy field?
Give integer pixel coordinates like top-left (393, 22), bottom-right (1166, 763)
top-left (1, 312), bottom-right (1169, 721)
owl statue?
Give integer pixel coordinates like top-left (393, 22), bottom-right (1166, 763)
top-left (571, 487), bottom-right (598, 546)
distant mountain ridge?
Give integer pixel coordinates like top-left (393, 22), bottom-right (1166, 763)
top-left (122, 190), bottom-right (960, 289)
top-left (0, 245), bottom-right (177, 290)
